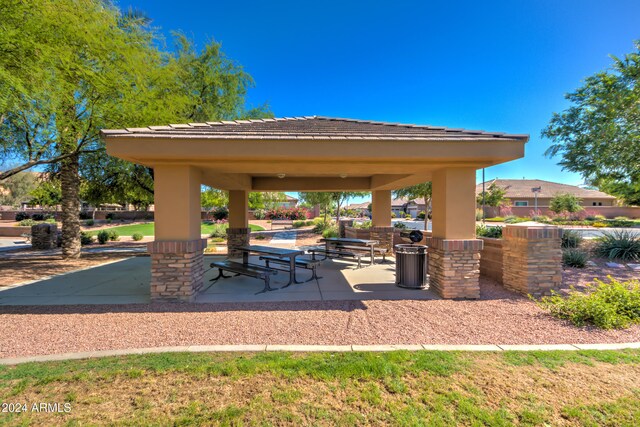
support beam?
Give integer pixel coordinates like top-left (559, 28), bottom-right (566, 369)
top-left (201, 172), bottom-right (252, 190)
top-left (228, 190), bottom-right (249, 228)
top-left (153, 165), bottom-right (202, 241)
top-left (371, 190), bottom-right (392, 227)
top-left (431, 168), bottom-right (476, 239)
top-left (252, 177), bottom-right (371, 191)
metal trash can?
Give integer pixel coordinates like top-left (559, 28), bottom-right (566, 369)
top-left (395, 244), bottom-right (428, 289)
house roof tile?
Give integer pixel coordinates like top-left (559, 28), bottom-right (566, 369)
top-left (101, 116), bottom-right (529, 142)
top-left (475, 179), bottom-right (616, 200)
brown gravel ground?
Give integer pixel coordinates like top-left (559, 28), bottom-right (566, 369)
top-left (1, 276), bottom-right (639, 358)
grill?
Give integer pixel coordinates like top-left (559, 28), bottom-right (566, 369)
top-left (395, 230), bottom-right (429, 289)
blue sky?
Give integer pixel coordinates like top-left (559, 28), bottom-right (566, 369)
top-left (121, 0), bottom-right (639, 203)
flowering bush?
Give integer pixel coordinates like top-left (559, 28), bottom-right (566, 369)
top-left (498, 204), bottom-right (513, 217)
top-left (265, 206), bottom-right (309, 220)
top-left (212, 206), bottom-right (228, 221)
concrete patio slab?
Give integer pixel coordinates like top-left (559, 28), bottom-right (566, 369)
top-left (0, 253), bottom-right (438, 305)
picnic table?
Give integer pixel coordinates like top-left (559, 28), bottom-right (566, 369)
top-left (318, 237), bottom-right (380, 266)
top-left (234, 244), bottom-right (305, 287)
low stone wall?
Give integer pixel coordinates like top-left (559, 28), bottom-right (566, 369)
top-left (344, 226), bottom-right (431, 250)
top-left (484, 205), bottom-right (640, 219)
top-left (0, 226), bottom-right (31, 237)
top-left (502, 223), bottom-right (563, 297)
top-left (428, 238), bottom-right (482, 299)
top-left (479, 237), bottom-right (504, 284)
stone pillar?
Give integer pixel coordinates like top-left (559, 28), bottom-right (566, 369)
top-left (503, 223), bottom-right (563, 297)
top-left (226, 227), bottom-right (250, 259)
top-left (151, 165), bottom-right (204, 302)
top-left (227, 190), bottom-right (249, 258)
top-left (429, 168), bottom-right (480, 298)
top-left (31, 223), bottom-right (57, 250)
top-left (339, 219), bottom-right (354, 238)
top-left (428, 238), bottom-right (482, 299)
top-left (148, 239), bottom-right (207, 302)
top-left (370, 226), bottom-right (395, 253)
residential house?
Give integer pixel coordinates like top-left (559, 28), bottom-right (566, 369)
top-left (391, 197), bottom-right (427, 218)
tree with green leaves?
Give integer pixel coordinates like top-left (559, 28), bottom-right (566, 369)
top-left (29, 180), bottom-right (62, 209)
top-left (201, 187), bottom-right (228, 212)
top-left (0, 171), bottom-right (37, 207)
top-left (394, 182), bottom-right (432, 229)
top-left (330, 192), bottom-right (369, 224)
top-left (476, 182), bottom-right (508, 207)
top-left (543, 40), bottom-right (640, 206)
top-left (1, 0), bottom-right (270, 258)
top-left (298, 192), bottom-right (334, 223)
top-left (549, 193), bottom-right (583, 215)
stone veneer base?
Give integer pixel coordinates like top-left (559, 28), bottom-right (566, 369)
top-left (428, 237), bottom-right (483, 299)
top-left (502, 223), bottom-right (563, 297)
top-left (370, 226), bottom-right (395, 253)
top-left (226, 227), bottom-right (251, 259)
top-left (147, 239), bottom-right (207, 302)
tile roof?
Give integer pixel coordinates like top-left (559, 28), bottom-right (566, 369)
top-left (392, 197), bottom-right (427, 207)
top-left (475, 179), bottom-right (616, 199)
top-left (101, 116), bottom-right (529, 142)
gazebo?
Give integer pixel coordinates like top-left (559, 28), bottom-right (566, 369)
top-left (102, 116), bottom-right (529, 301)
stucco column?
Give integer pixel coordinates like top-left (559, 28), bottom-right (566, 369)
top-left (428, 167), bottom-right (482, 299)
top-left (148, 165), bottom-right (206, 302)
top-left (371, 190), bottom-right (394, 252)
top-left (227, 190), bottom-right (250, 258)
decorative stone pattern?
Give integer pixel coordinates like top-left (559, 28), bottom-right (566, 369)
top-left (226, 227), bottom-right (251, 259)
top-left (502, 223), bottom-right (563, 297)
top-left (428, 237), bottom-right (483, 299)
top-left (370, 226), bottom-right (394, 252)
top-left (338, 219), bottom-right (354, 238)
top-left (479, 237), bottom-right (504, 285)
top-left (147, 239), bottom-right (207, 302)
top-left (31, 223), bottom-right (57, 250)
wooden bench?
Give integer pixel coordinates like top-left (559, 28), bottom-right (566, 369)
top-left (271, 219), bottom-right (294, 230)
top-left (308, 248), bottom-right (363, 269)
top-left (332, 244), bottom-right (389, 263)
top-left (259, 255), bottom-right (323, 284)
top-left (210, 260), bottom-right (278, 294)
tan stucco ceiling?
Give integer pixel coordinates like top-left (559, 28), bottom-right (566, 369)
top-left (102, 116), bottom-right (528, 191)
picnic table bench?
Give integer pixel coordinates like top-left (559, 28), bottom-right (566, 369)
top-left (210, 260), bottom-right (278, 294)
top-left (320, 237), bottom-right (381, 266)
top-left (271, 219), bottom-right (293, 230)
top-left (331, 244), bottom-right (389, 263)
top-left (259, 255), bottom-right (322, 283)
top-left (308, 248), bottom-right (364, 269)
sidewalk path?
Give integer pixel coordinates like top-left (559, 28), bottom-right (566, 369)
top-left (269, 230), bottom-right (297, 245)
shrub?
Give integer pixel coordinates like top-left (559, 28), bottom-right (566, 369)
top-left (549, 193), bottom-right (583, 214)
top-left (292, 220), bottom-right (306, 228)
top-left (31, 213), bottom-right (45, 221)
top-left (254, 234), bottom-right (266, 240)
top-left (531, 215), bottom-right (551, 223)
top-left (132, 233), bottom-right (144, 241)
top-left (583, 210), bottom-right (599, 221)
top-left (79, 211), bottom-right (92, 220)
top-left (390, 212), bottom-right (397, 218)
top-left (85, 219), bottom-right (95, 226)
top-left (305, 220), bottom-right (314, 226)
top-left (209, 223), bottom-right (229, 239)
top-left (614, 216), bottom-right (630, 221)
top-left (312, 220), bottom-right (331, 234)
top-left (476, 224), bottom-right (502, 238)
top-left (107, 230), bottom-right (119, 241)
top-left (106, 218), bottom-right (112, 224)
top-left (253, 209), bottom-right (266, 220)
top-left (562, 248), bottom-right (588, 268)
top-left (212, 206), bottom-right (229, 221)
top-left (353, 220), bottom-right (372, 230)
top-left (209, 237), bottom-right (225, 243)
top-left (561, 230), bottom-right (583, 248)
top-left (592, 221), bottom-right (607, 228)
top-left (18, 219), bottom-right (38, 226)
top-left (594, 214), bottom-right (606, 221)
top-left (404, 213), bottom-right (412, 219)
top-left (265, 206), bottom-right (309, 220)
top-left (97, 230), bottom-right (109, 244)
top-left (394, 222), bottom-right (407, 229)
top-left (536, 277), bottom-right (640, 329)
top-left (593, 230), bottom-right (640, 261)
top-left (105, 212), bottom-right (116, 220)
top-left (80, 232), bottom-right (94, 246)
top-left (606, 218), bottom-right (634, 228)
top-left (44, 218), bottom-right (56, 224)
top-left (418, 210), bottom-right (427, 220)
top-left (499, 205), bottom-right (513, 217)
top-left (321, 225), bottom-right (339, 238)
top-left (15, 212), bottom-right (30, 221)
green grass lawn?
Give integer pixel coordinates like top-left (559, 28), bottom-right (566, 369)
top-left (1, 349), bottom-right (639, 425)
top-left (86, 222), bottom-right (263, 236)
